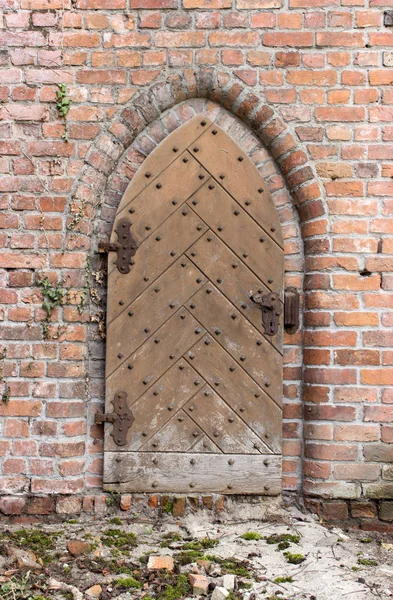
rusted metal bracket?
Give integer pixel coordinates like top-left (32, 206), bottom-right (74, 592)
top-left (284, 287), bottom-right (300, 334)
top-left (98, 218), bottom-right (137, 275)
top-left (384, 10), bottom-right (393, 26)
top-left (251, 291), bottom-right (282, 336)
top-left (95, 391), bottom-right (134, 446)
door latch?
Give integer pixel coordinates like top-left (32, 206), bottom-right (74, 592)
top-left (98, 217), bottom-right (137, 275)
top-left (95, 391), bottom-right (134, 446)
top-left (284, 286), bottom-right (300, 334)
top-left (251, 291), bottom-right (282, 336)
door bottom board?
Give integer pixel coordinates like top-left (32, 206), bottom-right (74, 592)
top-left (103, 452), bottom-right (281, 494)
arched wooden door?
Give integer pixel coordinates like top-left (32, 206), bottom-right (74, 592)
top-left (101, 116), bottom-right (284, 494)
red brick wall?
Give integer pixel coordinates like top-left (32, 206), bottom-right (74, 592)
top-left (1, 0), bottom-right (393, 506)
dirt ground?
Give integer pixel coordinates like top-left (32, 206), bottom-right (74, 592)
top-left (1, 503), bottom-right (393, 600)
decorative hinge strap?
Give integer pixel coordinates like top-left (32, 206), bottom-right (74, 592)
top-left (251, 291), bottom-right (282, 337)
top-left (95, 391), bottom-right (134, 446)
top-left (98, 217), bottom-right (137, 275)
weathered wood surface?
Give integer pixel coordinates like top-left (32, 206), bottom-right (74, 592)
top-left (106, 258), bottom-right (207, 377)
top-left (183, 386), bottom-right (270, 454)
top-left (105, 359), bottom-right (200, 452)
top-left (106, 309), bottom-right (205, 406)
top-left (189, 284), bottom-right (282, 406)
top-left (186, 123), bottom-right (283, 249)
top-left (185, 335), bottom-right (282, 453)
top-left (104, 452), bottom-right (282, 494)
top-left (107, 209), bottom-right (208, 322)
top-left (141, 407), bottom-right (214, 453)
top-left (187, 182), bottom-right (283, 297)
top-left (116, 117), bottom-right (214, 213)
top-left (110, 152), bottom-right (208, 263)
top-left (186, 231), bottom-right (283, 353)
top-left (104, 116), bottom-right (284, 495)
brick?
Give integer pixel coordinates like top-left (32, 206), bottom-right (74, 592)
top-left (287, 70), bottom-right (336, 86)
top-left (321, 501), bottom-right (348, 521)
top-left (237, 0), bottom-right (281, 6)
top-left (209, 32), bottom-right (258, 46)
top-left (56, 497), bottom-right (82, 514)
top-left (364, 444), bottom-right (393, 462)
top-left (148, 555), bottom-right (174, 571)
top-left (379, 502), bottom-right (393, 522)
top-left (120, 494), bottom-right (131, 510)
top-left (77, 70), bottom-right (127, 84)
top-left (173, 496), bottom-right (186, 517)
top-left (0, 497), bottom-right (26, 515)
top-left (263, 32), bottom-right (313, 47)
top-left (350, 501), bottom-right (377, 519)
top-left (316, 107), bottom-right (365, 122)
top-left (185, 0), bottom-right (230, 6)
top-left (27, 497), bottom-right (54, 515)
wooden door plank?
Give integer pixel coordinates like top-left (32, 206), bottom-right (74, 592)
top-left (107, 208), bottom-right (209, 323)
top-left (190, 435), bottom-right (219, 453)
top-left (185, 334), bottom-right (282, 453)
top-left (186, 231), bottom-right (283, 353)
top-left (110, 152), bottom-right (209, 258)
top-left (140, 408), bottom-right (209, 452)
top-left (182, 386), bottom-right (270, 454)
top-left (187, 124), bottom-right (283, 249)
top-left (187, 182), bottom-right (283, 297)
top-left (106, 308), bottom-right (205, 408)
top-left (116, 116), bottom-right (214, 214)
top-left (103, 452), bottom-right (282, 494)
top-left (105, 359), bottom-right (202, 452)
top-left (188, 284), bottom-right (282, 407)
top-left (106, 258), bottom-right (207, 377)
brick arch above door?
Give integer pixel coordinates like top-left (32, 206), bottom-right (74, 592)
top-left (80, 69), bottom-right (327, 234)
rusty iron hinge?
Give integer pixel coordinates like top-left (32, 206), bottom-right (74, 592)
top-left (251, 291), bottom-right (282, 336)
top-left (98, 218), bottom-right (137, 275)
top-left (284, 287), bottom-right (300, 334)
top-left (95, 391), bottom-right (134, 446)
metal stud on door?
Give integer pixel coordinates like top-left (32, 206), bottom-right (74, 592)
top-left (101, 116), bottom-right (284, 494)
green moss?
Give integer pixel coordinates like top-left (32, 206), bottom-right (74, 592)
top-left (205, 556), bottom-right (252, 578)
top-left (360, 537), bottom-right (372, 544)
top-left (160, 532), bottom-right (182, 547)
top-left (241, 532), bottom-right (262, 541)
top-left (277, 541), bottom-right (291, 551)
top-left (158, 574), bottom-right (190, 600)
top-left (109, 517), bottom-right (122, 526)
top-left (101, 529), bottom-right (137, 549)
top-left (182, 538), bottom-right (219, 550)
top-left (174, 549), bottom-right (205, 565)
top-left (283, 552), bottom-right (305, 565)
top-left (10, 529), bottom-right (62, 564)
top-left (266, 533), bottom-right (300, 545)
top-left (274, 576), bottom-right (294, 583)
top-left (358, 558), bottom-right (378, 566)
top-left (164, 500), bottom-right (173, 514)
top-left (65, 519), bottom-right (78, 525)
top-left (115, 577), bottom-right (142, 589)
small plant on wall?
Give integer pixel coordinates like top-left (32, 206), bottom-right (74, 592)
top-left (37, 278), bottom-right (67, 339)
top-left (56, 83), bottom-right (71, 142)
